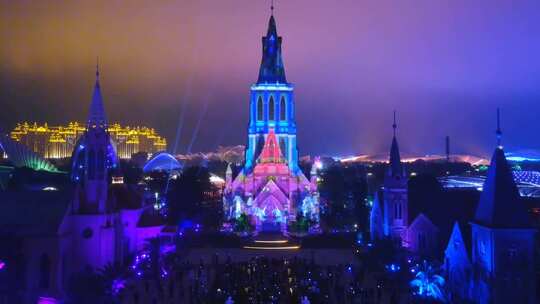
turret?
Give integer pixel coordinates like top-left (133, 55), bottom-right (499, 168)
top-left (382, 111), bottom-right (408, 240)
top-left (257, 13), bottom-right (287, 84)
top-left (470, 109), bottom-right (536, 303)
top-left (245, 11), bottom-right (298, 172)
top-left (71, 63), bottom-right (117, 213)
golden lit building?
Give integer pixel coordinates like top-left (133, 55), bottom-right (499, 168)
top-left (10, 122), bottom-right (167, 159)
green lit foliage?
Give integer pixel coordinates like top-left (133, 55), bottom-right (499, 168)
top-left (288, 213), bottom-right (312, 233)
top-left (234, 213), bottom-right (253, 232)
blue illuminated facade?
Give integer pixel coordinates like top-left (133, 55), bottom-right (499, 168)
top-left (245, 15), bottom-right (298, 172)
top-left (71, 65), bottom-right (118, 213)
top-left (470, 147), bottom-right (536, 304)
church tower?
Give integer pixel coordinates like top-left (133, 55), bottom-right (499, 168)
top-left (245, 10), bottom-right (298, 172)
top-left (71, 64), bottom-right (117, 213)
top-left (223, 7), bottom-right (319, 234)
top-left (471, 109), bottom-right (536, 304)
top-left (382, 111), bottom-right (408, 240)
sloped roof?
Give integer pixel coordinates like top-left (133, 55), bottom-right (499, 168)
top-left (388, 136), bottom-right (403, 178)
top-left (407, 175), bottom-right (479, 255)
top-left (474, 148), bottom-right (531, 228)
top-left (0, 189), bottom-right (72, 237)
top-left (444, 221), bottom-right (471, 266)
top-left (257, 15), bottom-right (287, 84)
top-left (87, 67), bottom-right (107, 128)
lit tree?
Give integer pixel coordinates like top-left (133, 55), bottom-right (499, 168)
top-left (410, 260), bottom-right (447, 303)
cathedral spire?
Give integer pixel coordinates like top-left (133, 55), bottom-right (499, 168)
top-left (473, 110), bottom-right (529, 228)
top-left (257, 11), bottom-right (287, 84)
top-left (388, 111), bottom-right (403, 178)
top-left (87, 59), bottom-right (107, 129)
top-left (496, 107), bottom-right (502, 148)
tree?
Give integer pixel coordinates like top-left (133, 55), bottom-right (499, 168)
top-left (234, 213), bottom-right (252, 232)
top-left (410, 261), bottom-right (447, 303)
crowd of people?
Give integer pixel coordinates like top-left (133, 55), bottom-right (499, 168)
top-left (120, 254), bottom-right (407, 304)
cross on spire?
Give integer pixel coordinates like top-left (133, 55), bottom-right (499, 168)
top-left (271, 0), bottom-right (274, 15)
top-left (496, 108), bottom-right (502, 148)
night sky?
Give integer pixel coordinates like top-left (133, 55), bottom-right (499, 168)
top-left (1, 0), bottom-right (540, 157)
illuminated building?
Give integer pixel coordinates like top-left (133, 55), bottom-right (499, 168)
top-left (370, 112), bottom-right (410, 243)
top-left (0, 65), bottom-right (166, 302)
top-left (223, 13), bottom-right (320, 234)
top-left (10, 121), bottom-right (166, 160)
top-left (64, 66), bottom-right (164, 293)
top-left (244, 12), bottom-right (298, 172)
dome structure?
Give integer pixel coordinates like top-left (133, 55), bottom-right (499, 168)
top-left (143, 152), bottom-right (182, 173)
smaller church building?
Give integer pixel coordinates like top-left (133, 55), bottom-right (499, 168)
top-left (0, 67), bottom-right (166, 303)
top-left (370, 112), bottom-right (537, 303)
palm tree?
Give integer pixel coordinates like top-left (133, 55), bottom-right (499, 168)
top-left (410, 261), bottom-right (446, 303)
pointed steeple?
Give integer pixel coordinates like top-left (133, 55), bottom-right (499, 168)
top-left (496, 107), bottom-right (502, 148)
top-left (445, 222), bottom-right (470, 260)
top-left (257, 129), bottom-right (285, 163)
top-left (87, 60), bottom-right (107, 129)
top-left (388, 111), bottom-right (403, 177)
top-left (474, 110), bottom-right (529, 228)
top-left (257, 12), bottom-right (287, 84)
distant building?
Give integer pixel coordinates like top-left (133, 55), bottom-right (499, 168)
top-left (442, 144), bottom-right (537, 303)
top-left (370, 113), bottom-right (415, 248)
top-left (369, 112), bottom-right (537, 303)
top-left (10, 121), bottom-right (166, 160)
top-left (0, 66), bottom-right (165, 303)
top-left (223, 13), bottom-right (320, 234)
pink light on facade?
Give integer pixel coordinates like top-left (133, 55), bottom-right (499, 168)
top-left (38, 297), bottom-right (58, 304)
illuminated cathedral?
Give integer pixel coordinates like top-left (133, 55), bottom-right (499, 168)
top-left (223, 13), bottom-right (320, 234)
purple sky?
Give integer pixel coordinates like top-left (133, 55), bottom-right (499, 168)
top-left (1, 0), bottom-right (540, 157)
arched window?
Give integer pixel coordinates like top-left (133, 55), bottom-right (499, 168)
top-left (269, 96), bottom-right (275, 121)
top-left (39, 254), bottom-right (50, 289)
top-left (88, 150), bottom-right (96, 179)
top-left (279, 137), bottom-right (287, 157)
top-left (257, 96), bottom-right (263, 121)
top-left (280, 96), bottom-right (286, 121)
